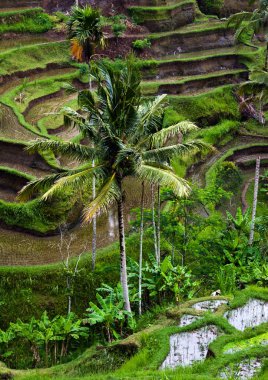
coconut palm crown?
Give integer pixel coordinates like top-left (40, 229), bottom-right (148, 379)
top-left (19, 60), bottom-right (211, 312)
top-left (67, 5), bottom-right (105, 63)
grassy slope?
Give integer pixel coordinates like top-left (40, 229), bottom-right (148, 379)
top-left (0, 8), bottom-right (53, 35)
top-left (6, 287), bottom-right (268, 380)
top-left (0, 41), bottom-right (69, 76)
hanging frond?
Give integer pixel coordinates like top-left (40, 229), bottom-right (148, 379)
top-left (83, 174), bottom-right (120, 223)
top-left (42, 165), bottom-right (102, 200)
top-left (17, 172), bottom-right (66, 201)
top-left (26, 140), bottom-right (95, 162)
top-left (149, 121), bottom-right (199, 148)
top-left (143, 140), bottom-right (213, 162)
top-left (137, 162), bottom-right (191, 197)
top-left (62, 107), bottom-right (85, 128)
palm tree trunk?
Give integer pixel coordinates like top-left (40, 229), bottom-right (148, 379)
top-left (249, 156), bottom-right (261, 245)
top-left (151, 184), bottom-right (158, 262)
top-left (92, 161), bottom-right (97, 270)
top-left (156, 184), bottom-right (161, 264)
top-left (117, 177), bottom-right (131, 313)
top-left (67, 276), bottom-right (71, 314)
top-left (265, 43), bottom-right (268, 71)
top-left (88, 66), bottom-right (97, 270)
top-left (138, 182), bottom-right (145, 316)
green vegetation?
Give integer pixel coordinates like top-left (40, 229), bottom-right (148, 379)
top-left (0, 41), bottom-right (70, 76)
top-left (0, 1), bottom-right (268, 379)
top-left (129, 1), bottom-right (195, 23)
top-left (197, 0), bottom-right (223, 16)
top-left (132, 38), bottom-right (151, 50)
top-left (0, 8), bottom-right (53, 34)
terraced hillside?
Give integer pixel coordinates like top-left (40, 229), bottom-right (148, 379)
top-left (2, 286), bottom-right (268, 379)
top-left (0, 0), bottom-right (267, 265)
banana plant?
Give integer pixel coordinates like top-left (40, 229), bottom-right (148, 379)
top-left (143, 254), bottom-right (199, 303)
top-left (85, 283), bottom-right (134, 343)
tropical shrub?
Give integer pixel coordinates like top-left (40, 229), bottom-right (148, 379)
top-left (85, 284), bottom-right (135, 343)
top-left (142, 255), bottom-right (199, 303)
top-left (132, 38), bottom-right (151, 50)
top-left (197, 0), bottom-right (223, 16)
top-left (215, 161), bottom-right (242, 192)
top-left (0, 312), bottom-right (88, 369)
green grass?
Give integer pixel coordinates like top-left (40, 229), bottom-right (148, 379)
top-left (0, 166), bottom-right (35, 181)
top-left (0, 8), bottom-right (53, 35)
top-left (149, 20), bottom-right (230, 39)
top-left (0, 41), bottom-right (70, 76)
top-left (129, 1), bottom-right (195, 23)
top-left (205, 143), bottom-right (268, 186)
top-left (37, 98), bottom-right (78, 134)
top-left (8, 287), bottom-right (268, 380)
top-left (0, 70), bottom-right (79, 136)
top-left (223, 332), bottom-right (268, 354)
top-left (195, 120), bottom-right (240, 146)
top-left (141, 69), bottom-right (247, 96)
top-left (168, 85), bottom-right (240, 125)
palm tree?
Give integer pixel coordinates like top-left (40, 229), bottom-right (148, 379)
top-left (228, 0), bottom-right (268, 69)
top-left (67, 5), bottom-right (105, 67)
top-left (19, 60), bottom-right (210, 312)
top-left (67, 5), bottom-right (105, 269)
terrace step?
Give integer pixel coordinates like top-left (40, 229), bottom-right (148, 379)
top-left (124, 0), bottom-right (181, 6)
top-left (126, 21), bottom-right (235, 55)
top-left (0, 0), bottom-right (42, 9)
top-left (128, 0), bottom-right (196, 32)
top-left (142, 54), bottom-right (246, 81)
top-left (141, 69), bottom-right (248, 96)
top-left (0, 166), bottom-right (31, 202)
top-left (0, 139), bottom-right (52, 177)
top-left (160, 45), bottom-right (257, 61)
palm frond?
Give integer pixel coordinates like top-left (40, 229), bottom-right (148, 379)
top-left (62, 107), bottom-right (85, 128)
top-left (17, 172), bottom-right (65, 201)
top-left (143, 140), bottom-right (213, 162)
top-left (26, 139), bottom-right (95, 162)
top-left (42, 165), bottom-right (102, 200)
top-left (137, 163), bottom-right (191, 197)
top-left (132, 95), bottom-right (167, 141)
top-left (83, 173), bottom-right (120, 223)
top-left (149, 121), bottom-right (199, 148)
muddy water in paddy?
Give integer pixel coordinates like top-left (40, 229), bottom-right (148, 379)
top-left (0, 179), bottom-right (151, 266)
top-left (0, 104), bottom-right (35, 140)
top-left (25, 92), bottom-right (79, 140)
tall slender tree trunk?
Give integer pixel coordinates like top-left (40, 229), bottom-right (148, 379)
top-left (265, 43), bottom-right (268, 71)
top-left (92, 161), bottom-right (97, 270)
top-left (183, 205), bottom-right (187, 266)
top-left (151, 184), bottom-right (158, 263)
top-left (67, 276), bottom-right (71, 314)
top-left (89, 66), bottom-right (97, 270)
top-left (138, 182), bottom-right (145, 316)
top-left (249, 156), bottom-right (261, 245)
top-left (117, 177), bottom-right (131, 313)
top-left (156, 184), bottom-right (161, 264)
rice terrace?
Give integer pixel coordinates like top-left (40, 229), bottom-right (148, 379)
top-left (0, 0), bottom-right (268, 379)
